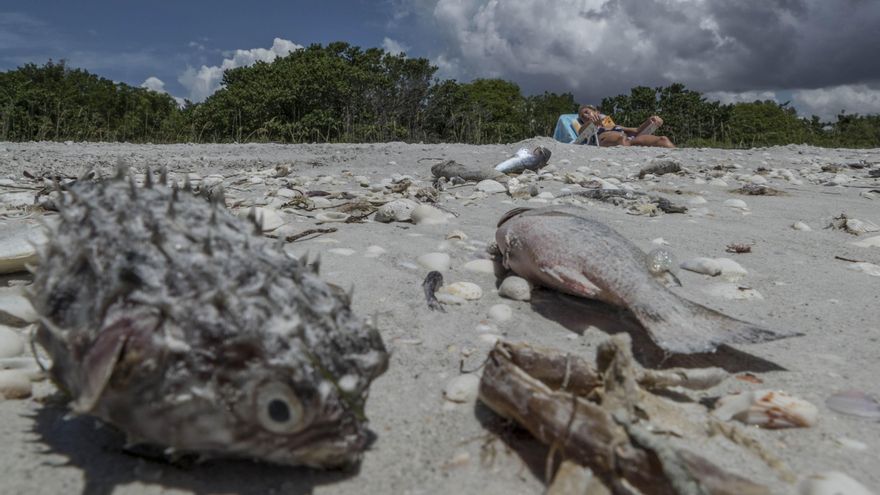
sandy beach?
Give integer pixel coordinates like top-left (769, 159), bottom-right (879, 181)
top-left (1, 139), bottom-right (879, 495)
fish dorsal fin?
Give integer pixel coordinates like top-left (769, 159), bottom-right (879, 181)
top-left (497, 207), bottom-right (532, 227)
top-left (73, 321), bottom-right (132, 413)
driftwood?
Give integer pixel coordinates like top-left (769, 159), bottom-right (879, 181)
top-left (478, 336), bottom-right (769, 495)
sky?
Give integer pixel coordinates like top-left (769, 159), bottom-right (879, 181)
top-left (2, 0), bottom-right (879, 120)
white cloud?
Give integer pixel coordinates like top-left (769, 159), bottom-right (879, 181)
top-left (792, 85), bottom-right (880, 121)
top-left (382, 37), bottom-right (408, 55)
top-left (705, 90), bottom-right (778, 106)
top-left (141, 76), bottom-right (186, 107)
top-left (177, 37), bottom-right (303, 102)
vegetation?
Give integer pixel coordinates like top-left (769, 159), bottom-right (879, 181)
top-left (1, 45), bottom-right (879, 147)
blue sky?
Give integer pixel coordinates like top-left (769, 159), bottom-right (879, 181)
top-left (2, 1), bottom-right (880, 120)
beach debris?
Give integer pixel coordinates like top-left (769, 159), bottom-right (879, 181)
top-left (446, 230), bottom-right (468, 241)
top-left (238, 206), bottom-right (285, 232)
top-left (546, 461), bottom-right (611, 495)
top-left (422, 271), bottom-right (446, 312)
top-left (681, 257), bottom-right (723, 277)
top-left (475, 179), bottom-right (507, 194)
top-left (487, 304), bottom-right (512, 323)
top-left (0, 369), bottom-right (32, 400)
top-left (0, 325), bottom-right (25, 358)
top-left (30, 167), bottom-right (389, 468)
top-left (825, 390), bottom-right (880, 419)
top-left (712, 390), bottom-right (818, 428)
top-left (444, 373), bottom-right (481, 403)
top-left (0, 292), bottom-right (38, 325)
top-left (417, 252), bottom-right (451, 272)
top-left (557, 188), bottom-right (687, 214)
top-left (479, 335), bottom-right (769, 495)
top-left (314, 211), bottom-right (350, 223)
top-left (495, 206), bottom-right (793, 354)
top-left (734, 183), bottom-right (785, 196)
top-left (374, 198), bottom-right (419, 223)
top-left (494, 147), bottom-right (551, 174)
top-left (726, 243), bottom-right (752, 254)
top-left (411, 204), bottom-right (451, 225)
top-left (282, 227), bottom-right (338, 243)
top-left (0, 220), bottom-right (48, 274)
top-left (646, 248), bottom-right (682, 286)
top-left (723, 199), bottom-right (749, 211)
top-left (462, 259), bottom-right (495, 274)
top-left (852, 235), bottom-right (880, 248)
top-left (498, 276), bottom-right (531, 301)
top-left (440, 281), bottom-right (483, 301)
top-left (638, 159), bottom-right (682, 179)
top-left (848, 262), bottom-right (880, 277)
top-left (792, 221), bottom-right (812, 231)
top-left (827, 213), bottom-right (880, 235)
top-left (798, 471), bottom-right (875, 495)
top-left (506, 177), bottom-right (536, 198)
top-left (431, 160), bottom-right (504, 183)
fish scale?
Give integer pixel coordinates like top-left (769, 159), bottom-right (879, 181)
top-left (30, 167), bottom-right (388, 468)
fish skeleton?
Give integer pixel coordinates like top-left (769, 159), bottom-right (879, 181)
top-left (495, 205), bottom-right (795, 353)
top-left (30, 167), bottom-right (389, 468)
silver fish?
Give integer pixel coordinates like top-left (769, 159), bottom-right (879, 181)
top-left (30, 167), bottom-right (389, 468)
top-left (494, 147), bottom-right (552, 174)
top-left (495, 205), bottom-right (795, 353)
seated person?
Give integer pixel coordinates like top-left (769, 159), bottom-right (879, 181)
top-left (575, 105), bottom-right (674, 148)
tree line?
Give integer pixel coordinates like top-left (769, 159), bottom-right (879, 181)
top-left (1, 42), bottom-right (878, 147)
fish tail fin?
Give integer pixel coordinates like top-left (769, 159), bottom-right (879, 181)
top-left (631, 296), bottom-right (800, 354)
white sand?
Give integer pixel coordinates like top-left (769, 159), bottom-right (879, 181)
top-left (1, 140), bottom-right (878, 494)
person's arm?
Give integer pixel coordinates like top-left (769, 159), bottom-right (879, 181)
top-left (632, 116), bottom-right (663, 136)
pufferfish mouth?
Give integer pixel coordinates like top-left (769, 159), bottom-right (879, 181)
top-left (256, 421), bottom-right (371, 468)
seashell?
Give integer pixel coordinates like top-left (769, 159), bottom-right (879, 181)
top-left (0, 369), bottom-right (32, 399)
top-left (435, 293), bottom-right (465, 306)
top-left (680, 257), bottom-right (722, 276)
top-left (446, 230), bottom-right (468, 240)
top-left (852, 235), bottom-right (880, 248)
top-left (792, 221), bottom-right (812, 231)
top-left (462, 259), bottom-right (495, 275)
top-left (723, 198), bottom-right (749, 211)
top-left (374, 199), bottom-right (418, 223)
top-left (825, 390), bottom-right (880, 419)
top-left (687, 196), bottom-right (707, 206)
top-left (440, 282), bottom-right (482, 300)
top-left (0, 326), bottom-right (25, 359)
top-left (713, 390), bottom-right (818, 428)
top-left (314, 211), bottom-right (350, 223)
top-left (507, 177), bottom-right (532, 199)
top-left (0, 356), bottom-right (47, 381)
top-left (499, 276), bottom-right (531, 301)
top-left (487, 304), bottom-right (513, 323)
top-left (0, 221), bottom-right (47, 274)
top-left (444, 374), bottom-right (480, 403)
top-left (799, 471), bottom-right (874, 495)
top-left (475, 179), bottom-right (507, 194)
top-left (715, 258), bottom-right (748, 281)
top-left (708, 178), bottom-right (728, 187)
top-left (848, 262), bottom-right (880, 277)
top-left (239, 207), bottom-right (285, 232)
top-left (845, 218), bottom-right (880, 235)
top-left (411, 205), bottom-right (450, 225)
top-left (417, 253), bottom-right (451, 272)
top-left (0, 293), bottom-right (38, 325)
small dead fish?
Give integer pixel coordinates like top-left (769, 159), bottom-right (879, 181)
top-left (422, 271), bottom-right (445, 312)
top-left (495, 205), bottom-right (796, 353)
top-left (31, 166), bottom-right (389, 468)
top-left (494, 147), bottom-right (551, 174)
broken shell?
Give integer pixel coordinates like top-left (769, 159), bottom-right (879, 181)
top-left (462, 259), bottom-right (495, 274)
top-left (314, 211), bottom-right (350, 223)
top-left (487, 304), bottom-right (513, 323)
top-left (374, 198), bottom-right (418, 223)
top-left (0, 294), bottom-right (38, 325)
top-left (713, 390), bottom-right (818, 428)
top-left (799, 471), bottom-right (874, 495)
top-left (239, 207), bottom-right (285, 232)
top-left (0, 326), bottom-right (25, 359)
top-left (792, 221), bottom-right (812, 231)
top-left (440, 282), bottom-right (482, 300)
top-left (848, 262), bottom-right (880, 277)
top-left (499, 276), bottom-right (531, 301)
top-left (0, 221), bottom-right (47, 274)
top-left (475, 179), bottom-right (506, 194)
top-left (0, 369), bottom-right (32, 399)
top-left (723, 198), bottom-right (749, 211)
top-left (844, 218), bottom-right (879, 235)
top-left (444, 374), bottom-right (480, 403)
top-left (446, 230), bottom-right (468, 240)
top-left (825, 390), bottom-right (880, 419)
top-left (680, 257), bottom-right (722, 276)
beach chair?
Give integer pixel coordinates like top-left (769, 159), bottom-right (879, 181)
top-left (553, 114), bottom-right (599, 145)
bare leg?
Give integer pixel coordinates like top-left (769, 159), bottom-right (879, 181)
top-left (629, 135), bottom-right (675, 148)
top-left (598, 131), bottom-right (630, 147)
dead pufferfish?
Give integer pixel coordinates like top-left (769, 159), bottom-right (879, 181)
top-left (30, 168), bottom-right (389, 468)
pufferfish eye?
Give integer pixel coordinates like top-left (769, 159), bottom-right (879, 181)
top-left (255, 382), bottom-right (306, 434)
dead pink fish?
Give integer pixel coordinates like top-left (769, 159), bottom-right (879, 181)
top-left (496, 206), bottom-right (796, 353)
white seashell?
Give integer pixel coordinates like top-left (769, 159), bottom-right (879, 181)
top-left (499, 276), bottom-right (531, 301)
top-left (704, 283), bottom-right (764, 301)
top-left (435, 293), bottom-right (465, 305)
top-left (310, 197), bottom-right (332, 208)
top-left (411, 205), bottom-right (450, 225)
top-left (845, 218), bottom-right (880, 235)
top-left (479, 334), bottom-right (502, 346)
top-left (848, 262), bottom-right (880, 277)
top-left (852, 235), bottom-right (880, 248)
top-left (0, 326), bottom-right (25, 359)
top-left (327, 248), bottom-right (355, 256)
top-left (792, 221), bottom-right (812, 231)
top-left (537, 192), bottom-right (555, 199)
top-left (799, 471), bottom-right (874, 495)
top-left (417, 252), bottom-right (451, 272)
top-left (651, 237), bottom-right (670, 246)
top-left (0, 369), bottom-right (32, 399)
top-left (0, 294), bottom-right (38, 325)
top-left (507, 178), bottom-right (531, 199)
top-left (239, 207), bottom-right (285, 232)
top-left (687, 196), bottom-right (707, 206)
top-left (0, 221), bottom-right (47, 275)
top-left (374, 199), bottom-right (419, 223)
top-left (462, 259), bottom-right (495, 275)
top-left (0, 357), bottom-right (46, 382)
top-left (715, 258), bottom-right (748, 281)
top-left (680, 257), bottom-right (722, 276)
top-left (363, 245), bottom-right (386, 258)
top-left (749, 174), bottom-right (768, 184)
top-left (487, 304), bottom-right (513, 323)
top-left (723, 198), bottom-right (749, 211)
top-left (475, 179), bottom-right (507, 194)
top-left (825, 390), bottom-right (880, 419)
top-left (446, 230), bottom-right (468, 240)
top-left (440, 282), bottom-right (482, 300)
top-left (713, 390), bottom-right (818, 428)
top-left (708, 178), bottom-right (728, 187)
top-left (444, 374), bottom-right (481, 403)
top-left (314, 211), bottom-right (350, 223)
